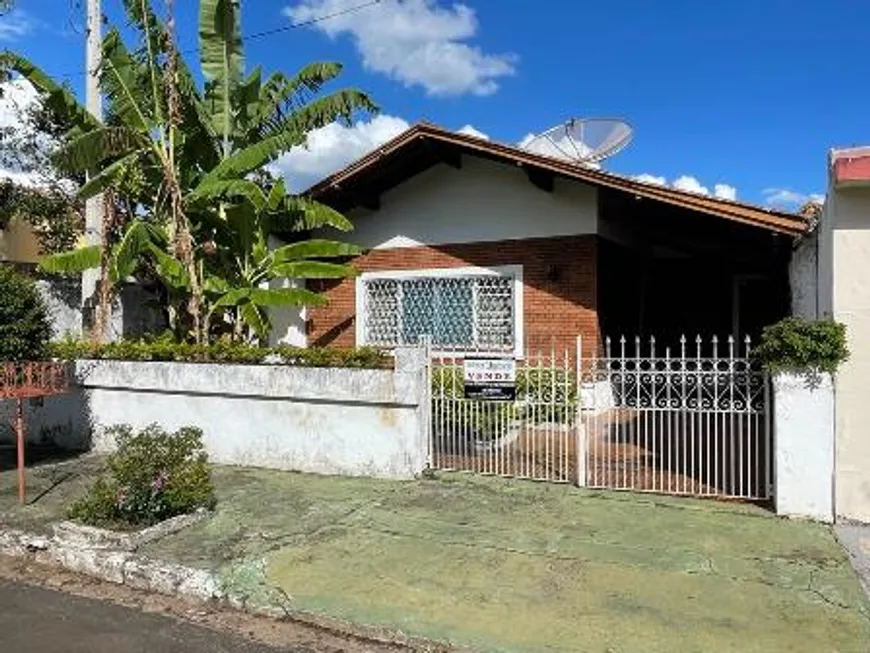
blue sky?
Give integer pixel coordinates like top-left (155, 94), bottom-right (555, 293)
top-left (2, 0), bottom-right (868, 206)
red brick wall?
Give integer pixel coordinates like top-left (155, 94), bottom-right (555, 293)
top-left (307, 235), bottom-right (598, 357)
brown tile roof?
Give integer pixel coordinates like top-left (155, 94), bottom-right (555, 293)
top-left (307, 122), bottom-right (809, 236)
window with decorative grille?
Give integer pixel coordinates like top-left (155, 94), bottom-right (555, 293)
top-left (361, 273), bottom-right (516, 352)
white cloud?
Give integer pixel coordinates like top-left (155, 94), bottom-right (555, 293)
top-left (633, 174), bottom-right (738, 200)
top-left (713, 183), bottom-right (737, 201)
top-left (672, 175), bottom-right (709, 196)
top-left (456, 124), bottom-right (489, 140)
top-left (273, 114), bottom-right (410, 191)
top-left (0, 78), bottom-right (47, 187)
top-left (0, 10), bottom-right (35, 42)
top-left (762, 188), bottom-right (825, 208)
top-left (284, 0), bottom-right (516, 97)
top-left (633, 173), bottom-right (666, 186)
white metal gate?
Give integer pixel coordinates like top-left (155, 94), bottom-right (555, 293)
top-left (428, 335), bottom-right (771, 501)
top-left (430, 344), bottom-right (580, 483)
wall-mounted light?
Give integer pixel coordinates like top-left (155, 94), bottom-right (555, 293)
top-left (546, 265), bottom-right (562, 282)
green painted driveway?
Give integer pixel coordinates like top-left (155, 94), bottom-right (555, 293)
top-left (142, 468), bottom-right (870, 653)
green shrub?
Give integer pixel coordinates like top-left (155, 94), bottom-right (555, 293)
top-left (48, 334), bottom-right (389, 369)
top-left (0, 265), bottom-right (52, 361)
top-left (69, 424), bottom-right (216, 529)
top-left (753, 317), bottom-right (849, 374)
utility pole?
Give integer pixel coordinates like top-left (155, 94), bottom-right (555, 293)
top-left (83, 0), bottom-right (103, 337)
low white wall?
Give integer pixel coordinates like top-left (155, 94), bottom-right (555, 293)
top-left (16, 349), bottom-right (429, 480)
top-left (773, 371), bottom-right (834, 522)
top-left (0, 391), bottom-right (90, 450)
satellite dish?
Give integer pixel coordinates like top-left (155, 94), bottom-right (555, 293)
top-left (521, 118), bottom-right (633, 168)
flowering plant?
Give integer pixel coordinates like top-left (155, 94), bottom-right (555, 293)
top-left (70, 424), bottom-right (215, 528)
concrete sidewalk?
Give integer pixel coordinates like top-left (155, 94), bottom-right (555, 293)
top-left (4, 459), bottom-right (870, 653)
top-left (836, 523), bottom-right (870, 599)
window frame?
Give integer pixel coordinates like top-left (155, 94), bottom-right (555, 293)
top-left (355, 264), bottom-right (524, 358)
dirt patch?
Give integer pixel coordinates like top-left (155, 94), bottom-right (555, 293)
top-left (0, 554), bottom-right (445, 653)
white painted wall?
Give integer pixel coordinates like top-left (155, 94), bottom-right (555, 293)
top-left (267, 277), bottom-right (307, 348)
top-left (789, 233), bottom-right (819, 319)
top-left (0, 392), bottom-right (90, 450)
top-left (265, 235), bottom-right (307, 347)
top-left (773, 372), bottom-right (834, 522)
top-left (825, 185), bottom-right (870, 522)
top-left (21, 351), bottom-right (429, 480)
top-left (326, 156), bottom-right (597, 250)
top-left (35, 278), bottom-right (83, 340)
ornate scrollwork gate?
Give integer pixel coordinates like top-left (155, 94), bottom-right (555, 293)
top-left (428, 335), bottom-right (771, 502)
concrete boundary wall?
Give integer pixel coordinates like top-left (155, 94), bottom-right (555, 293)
top-left (3, 348), bottom-right (430, 480)
top-left (773, 372), bottom-right (835, 522)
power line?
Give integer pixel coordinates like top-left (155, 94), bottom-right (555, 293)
top-left (51, 0), bottom-right (382, 79)
top-left (243, 0), bottom-right (381, 41)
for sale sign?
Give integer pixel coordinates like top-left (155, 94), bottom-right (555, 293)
top-left (463, 358), bottom-right (517, 401)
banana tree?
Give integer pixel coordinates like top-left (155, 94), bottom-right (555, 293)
top-left (7, 0), bottom-right (375, 343)
top-left (195, 178), bottom-right (361, 342)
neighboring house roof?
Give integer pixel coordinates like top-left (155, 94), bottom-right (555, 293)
top-left (307, 122), bottom-right (809, 237)
top-left (830, 146), bottom-right (870, 188)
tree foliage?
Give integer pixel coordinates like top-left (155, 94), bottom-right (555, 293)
top-left (5, 0), bottom-right (375, 344)
top-left (0, 265), bottom-right (52, 361)
top-left (0, 73), bottom-right (85, 254)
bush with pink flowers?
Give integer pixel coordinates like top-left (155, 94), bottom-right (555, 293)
top-left (69, 424), bottom-right (215, 529)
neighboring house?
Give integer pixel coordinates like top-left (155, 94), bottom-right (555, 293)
top-left (282, 123), bottom-right (807, 357)
top-left (0, 215), bottom-right (41, 264)
top-left (799, 146), bottom-right (870, 523)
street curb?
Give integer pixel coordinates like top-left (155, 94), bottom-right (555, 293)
top-left (52, 509), bottom-right (210, 552)
top-left (0, 524), bottom-right (455, 652)
top-left (0, 525), bottom-right (221, 600)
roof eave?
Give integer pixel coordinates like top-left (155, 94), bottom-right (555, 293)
top-left (307, 123), bottom-right (809, 237)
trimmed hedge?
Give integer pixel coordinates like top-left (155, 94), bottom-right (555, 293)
top-left (753, 317), bottom-right (849, 374)
top-left (48, 336), bottom-right (390, 369)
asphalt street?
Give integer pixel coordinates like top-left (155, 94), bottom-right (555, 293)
top-left (0, 579), bottom-right (300, 653)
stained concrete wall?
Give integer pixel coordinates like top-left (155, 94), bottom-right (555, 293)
top-left (36, 277), bottom-right (83, 340)
top-left (773, 372), bottom-right (834, 522)
top-left (824, 185), bottom-right (870, 522)
top-left (0, 392), bottom-right (90, 450)
top-left (10, 350), bottom-right (429, 480)
top-left (789, 233), bottom-right (819, 319)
